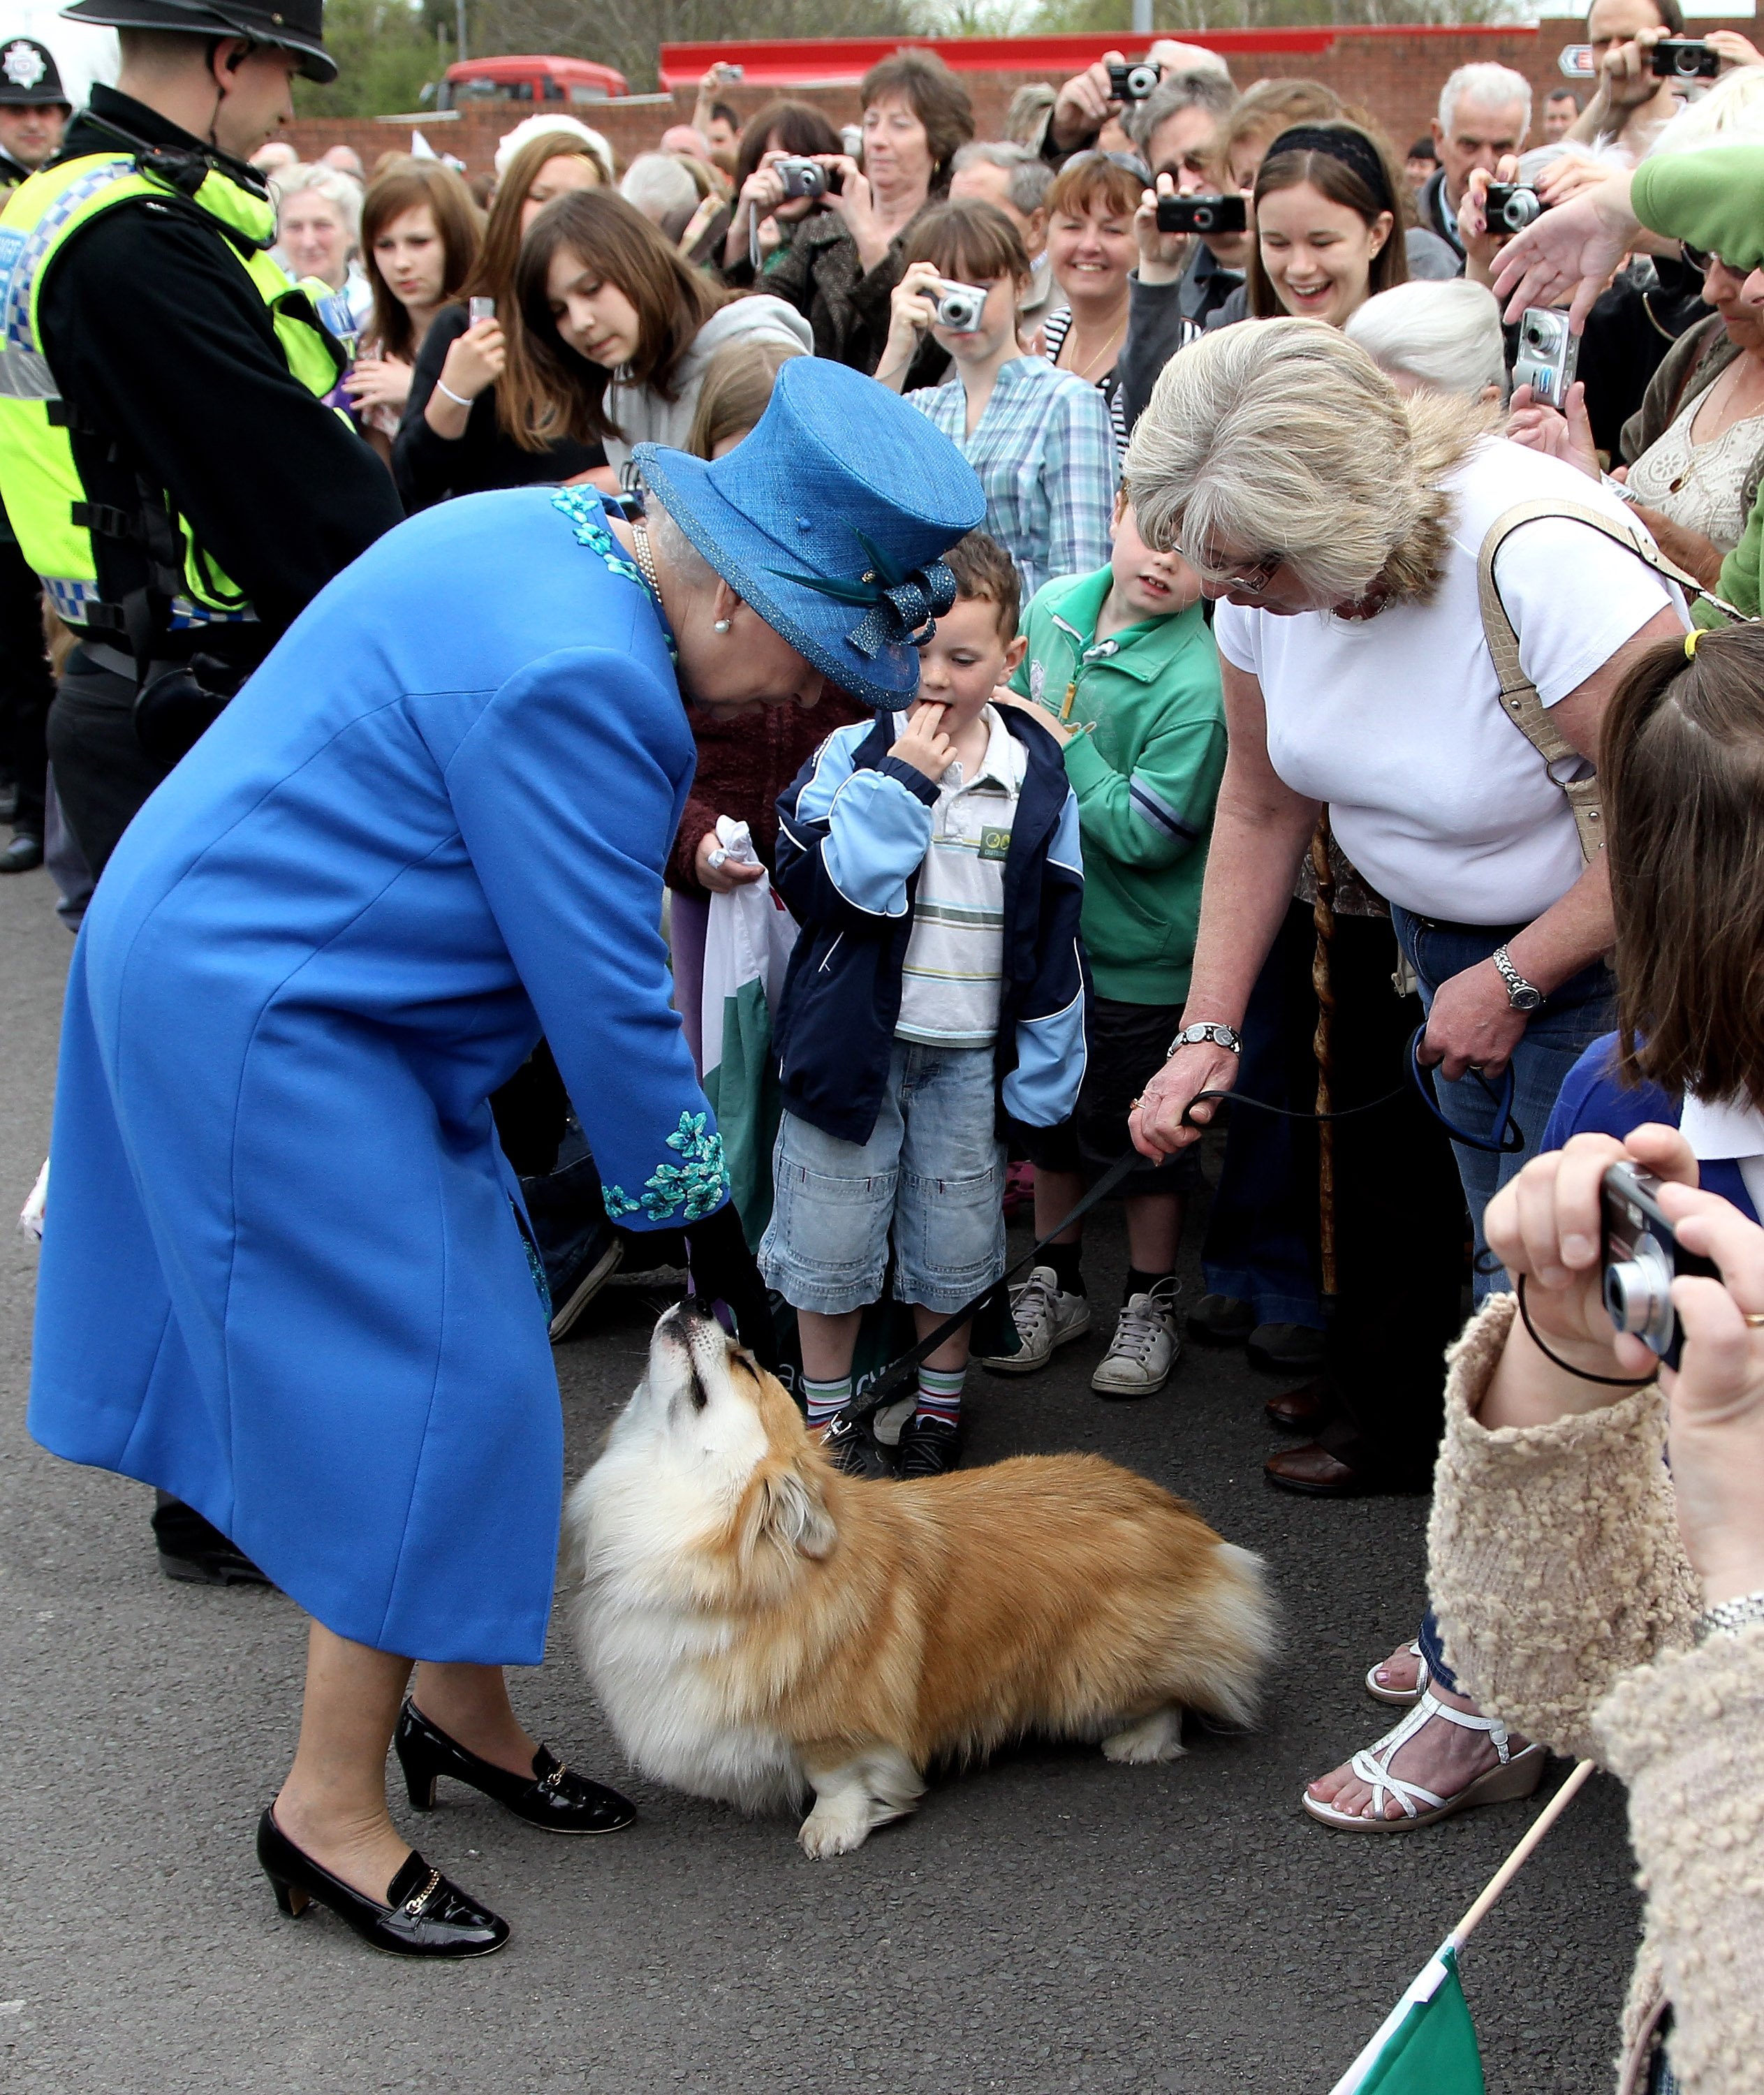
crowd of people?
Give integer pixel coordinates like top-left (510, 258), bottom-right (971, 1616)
top-left (2, 1), bottom-right (1763, 2084)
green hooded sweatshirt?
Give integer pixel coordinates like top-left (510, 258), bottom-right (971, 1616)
top-left (1010, 566), bottom-right (1226, 1004)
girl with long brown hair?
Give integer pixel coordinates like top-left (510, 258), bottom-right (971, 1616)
top-left (1247, 119), bottom-right (1410, 328)
top-left (392, 128), bottom-right (610, 509)
top-left (509, 190), bottom-right (808, 479)
top-left (345, 159), bottom-right (483, 454)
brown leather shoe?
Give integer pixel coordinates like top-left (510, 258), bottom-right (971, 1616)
top-left (1265, 1378), bottom-right (1327, 1431)
top-left (1263, 1441), bottom-right (1372, 1496)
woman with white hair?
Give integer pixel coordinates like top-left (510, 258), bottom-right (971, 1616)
top-left (1344, 277), bottom-right (1506, 399)
top-left (275, 162), bottom-right (372, 334)
top-left (1124, 317), bottom-right (1688, 1830)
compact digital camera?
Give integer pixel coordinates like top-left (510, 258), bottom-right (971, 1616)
top-left (1156, 193), bottom-right (1248, 236)
top-left (1652, 37), bottom-right (1720, 79)
top-left (1484, 183), bottom-right (1543, 235)
top-left (1601, 1161), bottom-right (1719, 1372)
top-left (773, 156), bottom-right (829, 200)
top-left (468, 295), bottom-right (495, 324)
top-left (932, 278), bottom-right (988, 332)
top-left (1513, 306), bottom-right (1580, 410)
top-left (1108, 58), bottom-right (1163, 102)
top-left (841, 124), bottom-right (864, 160)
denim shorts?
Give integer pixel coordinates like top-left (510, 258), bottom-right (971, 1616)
top-left (759, 1039), bottom-right (1006, 1316)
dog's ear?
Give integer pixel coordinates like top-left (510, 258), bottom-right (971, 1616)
top-left (758, 1467), bottom-right (837, 1560)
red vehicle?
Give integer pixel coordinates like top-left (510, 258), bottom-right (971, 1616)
top-left (436, 56), bottom-right (630, 110)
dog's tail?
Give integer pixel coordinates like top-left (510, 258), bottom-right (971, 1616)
top-left (1179, 1542), bottom-right (1279, 1731)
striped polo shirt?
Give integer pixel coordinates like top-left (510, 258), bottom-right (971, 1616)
top-left (895, 705), bottom-right (1027, 1050)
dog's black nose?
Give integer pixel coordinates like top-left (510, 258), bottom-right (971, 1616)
top-left (672, 1295), bottom-right (719, 1327)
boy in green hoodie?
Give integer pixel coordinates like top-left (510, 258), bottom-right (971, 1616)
top-left (985, 490), bottom-right (1226, 1398)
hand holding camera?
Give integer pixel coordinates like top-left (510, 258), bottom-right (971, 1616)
top-left (436, 310), bottom-right (505, 408)
top-left (1049, 48), bottom-right (1129, 153)
top-left (1484, 1128), bottom-right (1764, 1609)
top-left (1135, 172), bottom-right (1192, 284)
top-left (1107, 56), bottom-right (1163, 103)
top-left (1506, 376), bottom-right (1599, 480)
top-left (1649, 36), bottom-right (1720, 80)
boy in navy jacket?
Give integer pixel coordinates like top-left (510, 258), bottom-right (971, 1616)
top-left (760, 534), bottom-right (1087, 1477)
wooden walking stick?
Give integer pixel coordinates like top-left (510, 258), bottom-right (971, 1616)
top-left (1309, 811), bottom-right (1339, 1307)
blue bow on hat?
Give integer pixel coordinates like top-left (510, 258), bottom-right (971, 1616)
top-left (633, 358), bottom-right (985, 710)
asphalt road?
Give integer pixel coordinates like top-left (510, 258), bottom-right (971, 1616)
top-left (0, 858), bottom-right (1642, 2095)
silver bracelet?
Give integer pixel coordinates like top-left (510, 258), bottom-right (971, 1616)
top-left (1696, 1588), bottom-right (1764, 1642)
top-left (434, 378), bottom-right (473, 409)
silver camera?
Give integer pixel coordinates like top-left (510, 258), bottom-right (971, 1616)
top-left (932, 278), bottom-right (987, 332)
top-left (1513, 306), bottom-right (1580, 410)
top-left (773, 156), bottom-right (828, 201)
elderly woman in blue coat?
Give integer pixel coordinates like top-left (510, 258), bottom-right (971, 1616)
top-left (28, 359), bottom-right (985, 1960)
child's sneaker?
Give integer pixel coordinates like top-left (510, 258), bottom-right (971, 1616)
top-left (977, 1265), bottom-right (1091, 1374)
top-left (1092, 1279), bottom-right (1181, 1399)
top-left (896, 1414), bottom-right (961, 1478)
top-left (819, 1411), bottom-right (894, 1480)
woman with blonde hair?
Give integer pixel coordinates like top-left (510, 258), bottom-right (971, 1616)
top-left (393, 128), bottom-right (609, 509)
top-left (1124, 316), bottom-right (1689, 1827)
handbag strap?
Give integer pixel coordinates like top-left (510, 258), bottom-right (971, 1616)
top-left (1476, 498), bottom-right (1740, 864)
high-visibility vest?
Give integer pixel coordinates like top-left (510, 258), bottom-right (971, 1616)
top-left (0, 149), bottom-right (343, 638)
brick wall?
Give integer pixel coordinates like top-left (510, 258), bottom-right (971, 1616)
top-left (279, 20), bottom-right (1759, 182)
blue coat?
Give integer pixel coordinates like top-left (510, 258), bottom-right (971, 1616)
top-left (771, 705), bottom-right (1087, 1145)
top-left (29, 487), bottom-right (728, 1665)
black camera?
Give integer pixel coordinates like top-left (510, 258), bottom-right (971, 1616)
top-left (1156, 193), bottom-right (1247, 236)
top-left (773, 156), bottom-right (829, 200)
top-left (1484, 182), bottom-right (1543, 234)
top-left (1601, 1162), bottom-right (1719, 1372)
top-left (1651, 37), bottom-right (1720, 78)
top-left (1108, 58), bottom-right (1162, 102)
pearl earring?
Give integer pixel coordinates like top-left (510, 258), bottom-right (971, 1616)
top-left (713, 618), bottom-right (731, 633)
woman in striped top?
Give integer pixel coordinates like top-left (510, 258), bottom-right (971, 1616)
top-left (1042, 152), bottom-right (1142, 460)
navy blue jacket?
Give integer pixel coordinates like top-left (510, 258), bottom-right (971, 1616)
top-left (772, 705), bottom-right (1089, 1145)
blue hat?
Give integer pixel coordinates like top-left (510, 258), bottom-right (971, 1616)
top-left (633, 358), bottom-right (985, 710)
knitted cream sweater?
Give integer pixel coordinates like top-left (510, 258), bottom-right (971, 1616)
top-left (1427, 1293), bottom-right (1764, 2094)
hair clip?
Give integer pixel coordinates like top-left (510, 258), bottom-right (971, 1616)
top-left (1684, 628), bottom-right (1702, 661)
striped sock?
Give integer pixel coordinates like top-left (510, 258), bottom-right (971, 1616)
top-left (914, 1363), bottom-right (965, 1429)
top-left (802, 1374), bottom-right (852, 1430)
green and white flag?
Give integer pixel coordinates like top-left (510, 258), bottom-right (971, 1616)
top-left (699, 820), bottom-right (798, 1251)
top-left (1328, 1943), bottom-right (1483, 2095)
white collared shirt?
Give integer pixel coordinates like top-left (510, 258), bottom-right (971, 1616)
top-left (895, 705), bottom-right (1027, 1050)
top-left (1679, 1091), bottom-right (1764, 1219)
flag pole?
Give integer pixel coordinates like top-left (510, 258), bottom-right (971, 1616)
top-left (1446, 1757), bottom-right (1598, 1951)
top-left (1325, 1758), bottom-right (1598, 2095)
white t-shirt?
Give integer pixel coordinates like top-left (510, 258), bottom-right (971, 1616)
top-left (1213, 439), bottom-right (1686, 924)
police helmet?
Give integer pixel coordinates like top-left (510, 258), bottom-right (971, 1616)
top-left (60, 0), bottom-right (336, 83)
top-left (0, 36), bottom-right (71, 107)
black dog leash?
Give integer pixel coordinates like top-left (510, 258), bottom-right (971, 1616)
top-left (841, 1024), bottom-right (1520, 1423)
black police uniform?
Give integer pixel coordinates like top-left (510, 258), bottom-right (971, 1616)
top-left (0, 36), bottom-right (71, 872)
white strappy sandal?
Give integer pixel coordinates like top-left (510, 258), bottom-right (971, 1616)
top-left (1302, 1689), bottom-right (1546, 1832)
top-left (1365, 1639), bottom-right (1427, 1707)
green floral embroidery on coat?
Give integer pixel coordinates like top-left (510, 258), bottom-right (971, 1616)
top-left (601, 1113), bottom-right (729, 1226)
top-left (551, 486), bottom-right (677, 663)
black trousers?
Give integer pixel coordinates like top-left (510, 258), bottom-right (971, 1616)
top-left (0, 536), bottom-right (53, 838)
top-left (44, 652), bottom-right (172, 877)
top-left (1219, 902), bottom-right (1467, 1487)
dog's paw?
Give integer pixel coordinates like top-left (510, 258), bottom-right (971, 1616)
top-left (798, 1806), bottom-right (874, 1859)
top-left (1101, 1708), bottom-right (1186, 1764)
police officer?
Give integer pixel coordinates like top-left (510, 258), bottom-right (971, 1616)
top-left (0, 0), bottom-right (402, 1579)
top-left (0, 36), bottom-right (72, 874)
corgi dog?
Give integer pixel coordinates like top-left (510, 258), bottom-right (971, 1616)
top-left (566, 1300), bottom-right (1276, 1858)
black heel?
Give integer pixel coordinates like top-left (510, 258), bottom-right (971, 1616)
top-left (393, 1700), bottom-right (636, 1835)
top-left (255, 1808), bottom-right (508, 1959)
top-left (266, 1871), bottom-right (309, 1918)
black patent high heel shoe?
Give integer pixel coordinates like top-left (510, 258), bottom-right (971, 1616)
top-left (256, 1808), bottom-right (509, 1959)
top-left (395, 1700), bottom-right (638, 1835)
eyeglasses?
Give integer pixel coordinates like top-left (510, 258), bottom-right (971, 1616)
top-left (1175, 543), bottom-right (1284, 594)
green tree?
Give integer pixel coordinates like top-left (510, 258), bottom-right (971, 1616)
top-left (294, 0), bottom-right (447, 117)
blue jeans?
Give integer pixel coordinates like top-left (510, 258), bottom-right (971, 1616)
top-left (1391, 908), bottom-right (1616, 1305)
top-left (1395, 906), bottom-right (1615, 1692)
top-left (760, 1040), bottom-right (1006, 1316)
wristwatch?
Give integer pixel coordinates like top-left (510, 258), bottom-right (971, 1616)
top-left (1698, 1588), bottom-right (1764, 1642)
top-left (1168, 1021), bottom-right (1242, 1057)
top-left (1490, 945), bottom-right (1543, 1013)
